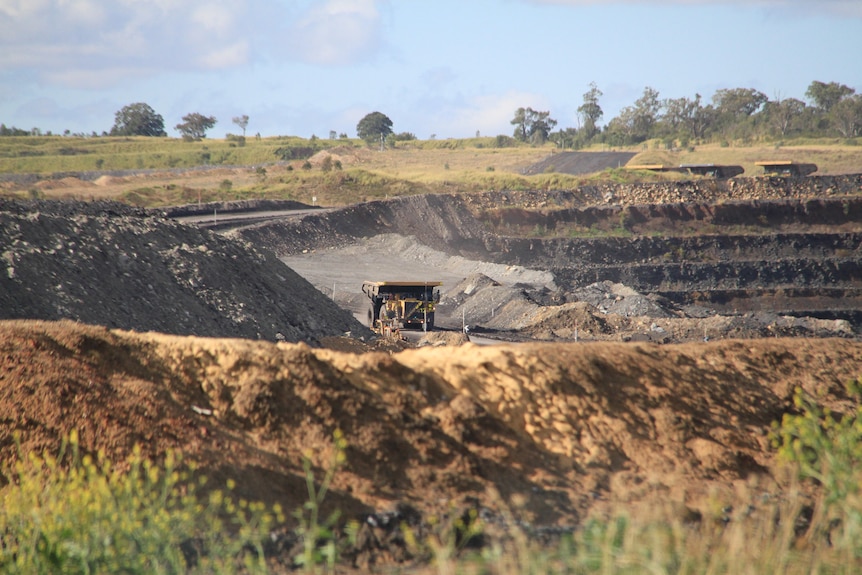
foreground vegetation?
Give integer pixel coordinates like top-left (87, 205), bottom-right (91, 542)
top-left (2, 383), bottom-right (861, 574)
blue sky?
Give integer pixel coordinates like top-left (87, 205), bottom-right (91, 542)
top-left (1, 0), bottom-right (860, 139)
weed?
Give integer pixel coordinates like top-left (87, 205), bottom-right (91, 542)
top-left (771, 380), bottom-right (862, 551)
top-left (404, 505), bottom-right (485, 575)
top-left (0, 430), bottom-right (279, 574)
top-left (294, 429), bottom-right (347, 573)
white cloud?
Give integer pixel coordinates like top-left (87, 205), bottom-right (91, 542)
top-left (438, 91), bottom-right (551, 138)
top-left (0, 0), bottom-right (389, 88)
top-left (524, 0), bottom-right (862, 17)
top-left (287, 0), bottom-right (383, 66)
top-left (0, 0), bottom-right (253, 87)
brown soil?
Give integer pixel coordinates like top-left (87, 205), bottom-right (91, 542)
top-left (3, 321), bottom-right (860, 550)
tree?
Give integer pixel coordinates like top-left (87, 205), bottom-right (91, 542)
top-left (356, 111), bottom-right (393, 149)
top-left (711, 88), bottom-right (768, 140)
top-left (663, 94), bottom-right (714, 140)
top-left (549, 127), bottom-right (579, 149)
top-left (175, 113), bottom-right (217, 140)
top-left (608, 86), bottom-right (661, 144)
top-left (110, 103), bottom-right (166, 137)
top-left (805, 81), bottom-right (855, 112)
top-left (511, 107), bottom-right (529, 141)
top-left (764, 97), bottom-right (806, 137)
top-left (232, 115), bottom-right (249, 136)
top-left (830, 95), bottom-right (862, 138)
top-left (577, 82), bottom-right (603, 139)
top-left (713, 88), bottom-right (768, 118)
top-left (510, 107), bottom-right (557, 144)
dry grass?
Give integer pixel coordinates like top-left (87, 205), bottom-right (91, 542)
top-left (3, 135), bottom-right (861, 207)
top-left (630, 140), bottom-right (862, 176)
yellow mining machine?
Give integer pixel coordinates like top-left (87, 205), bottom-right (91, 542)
top-left (362, 281), bottom-right (442, 335)
top-left (755, 160), bottom-right (818, 177)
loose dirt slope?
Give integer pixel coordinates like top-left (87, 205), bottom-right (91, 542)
top-left (0, 199), bottom-right (367, 343)
top-left (3, 320), bottom-right (861, 537)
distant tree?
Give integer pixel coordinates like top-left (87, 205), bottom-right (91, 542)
top-left (830, 95), bottom-right (862, 138)
top-left (511, 107), bottom-right (529, 141)
top-left (764, 97), bottom-right (806, 137)
top-left (577, 82), bottom-right (603, 139)
top-left (713, 88), bottom-right (769, 118)
top-left (608, 86), bottom-right (661, 144)
top-left (605, 108), bottom-right (637, 145)
top-left (663, 94), bottom-right (714, 140)
top-left (805, 81), bottom-right (856, 112)
top-left (530, 110), bottom-right (557, 144)
top-left (175, 113), bottom-right (217, 140)
top-left (549, 127), bottom-right (579, 149)
top-left (231, 115), bottom-right (249, 136)
top-left (510, 107), bottom-right (557, 144)
top-left (710, 87), bottom-right (768, 140)
top-left (356, 111), bottom-right (393, 149)
top-left (111, 103), bottom-right (166, 137)
top-left (0, 124), bottom-right (31, 136)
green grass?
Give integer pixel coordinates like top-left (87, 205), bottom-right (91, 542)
top-left (0, 136), bottom-right (347, 174)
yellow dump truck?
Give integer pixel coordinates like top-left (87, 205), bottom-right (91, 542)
top-left (755, 160), bottom-right (818, 177)
top-left (362, 281), bottom-right (442, 333)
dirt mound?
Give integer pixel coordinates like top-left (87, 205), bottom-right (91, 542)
top-left (34, 176), bottom-right (93, 190)
top-left (0, 199), bottom-right (369, 343)
top-left (94, 175), bottom-right (127, 186)
top-left (521, 151), bottom-right (638, 176)
top-left (308, 146), bottom-right (371, 167)
top-left (4, 320), bottom-right (862, 535)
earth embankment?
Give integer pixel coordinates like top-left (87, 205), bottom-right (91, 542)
top-left (4, 320), bottom-right (862, 530)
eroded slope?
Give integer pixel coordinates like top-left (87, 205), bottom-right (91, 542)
top-left (4, 320), bottom-right (862, 528)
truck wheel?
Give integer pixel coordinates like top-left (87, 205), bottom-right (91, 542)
top-left (426, 312), bottom-right (435, 330)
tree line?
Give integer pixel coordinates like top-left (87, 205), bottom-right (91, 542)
top-left (513, 80), bottom-right (862, 149)
top-left (2, 80), bottom-right (859, 148)
top-left (0, 104), bottom-right (248, 141)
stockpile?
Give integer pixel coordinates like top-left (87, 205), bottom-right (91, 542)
top-left (0, 199), bottom-right (368, 343)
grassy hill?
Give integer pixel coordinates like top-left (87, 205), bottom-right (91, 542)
top-left (1, 135), bottom-right (860, 208)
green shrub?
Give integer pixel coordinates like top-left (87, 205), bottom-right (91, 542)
top-left (771, 380), bottom-right (862, 552)
top-left (0, 431), bottom-right (279, 574)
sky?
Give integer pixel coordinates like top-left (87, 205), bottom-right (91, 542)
top-left (1, 0), bottom-right (860, 140)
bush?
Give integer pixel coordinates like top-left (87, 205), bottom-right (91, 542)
top-left (0, 431), bottom-right (279, 574)
top-left (771, 380), bottom-right (862, 552)
top-left (494, 135), bottom-right (516, 148)
top-left (320, 155), bottom-right (333, 172)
